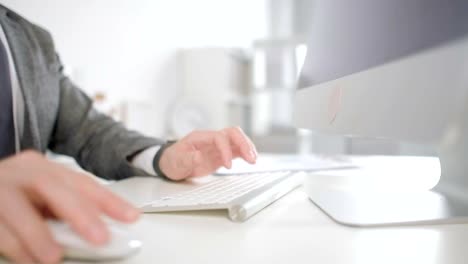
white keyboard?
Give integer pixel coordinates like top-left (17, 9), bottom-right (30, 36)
top-left (142, 171), bottom-right (304, 222)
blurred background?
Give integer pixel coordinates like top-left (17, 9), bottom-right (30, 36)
top-left (3, 0), bottom-right (435, 156)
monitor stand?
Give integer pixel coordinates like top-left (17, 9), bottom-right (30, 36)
top-left (306, 109), bottom-right (468, 227)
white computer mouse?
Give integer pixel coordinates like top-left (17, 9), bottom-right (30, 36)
top-left (47, 220), bottom-right (142, 261)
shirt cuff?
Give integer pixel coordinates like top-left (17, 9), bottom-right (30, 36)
top-left (130, 145), bottom-right (161, 176)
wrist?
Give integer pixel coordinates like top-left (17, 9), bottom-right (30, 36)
top-left (152, 140), bottom-right (176, 180)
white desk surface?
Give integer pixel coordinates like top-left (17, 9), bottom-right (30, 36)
top-left (112, 191), bottom-right (468, 264)
top-left (87, 156), bottom-right (467, 264)
top-left (6, 156), bottom-right (468, 264)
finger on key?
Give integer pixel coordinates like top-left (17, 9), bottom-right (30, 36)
top-left (214, 132), bottom-right (233, 169)
top-left (225, 127), bottom-right (256, 164)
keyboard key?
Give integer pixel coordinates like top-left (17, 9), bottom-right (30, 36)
top-left (149, 171), bottom-right (293, 208)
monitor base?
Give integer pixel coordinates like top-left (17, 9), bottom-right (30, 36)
top-left (308, 189), bottom-right (468, 227)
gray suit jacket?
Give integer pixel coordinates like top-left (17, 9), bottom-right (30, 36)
top-left (0, 5), bottom-right (164, 180)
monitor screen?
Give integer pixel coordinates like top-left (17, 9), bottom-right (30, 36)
top-left (298, 0), bottom-right (468, 89)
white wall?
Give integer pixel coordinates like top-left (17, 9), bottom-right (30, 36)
top-left (2, 0), bottom-right (267, 136)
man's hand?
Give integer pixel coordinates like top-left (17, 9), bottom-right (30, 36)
top-left (159, 127), bottom-right (258, 181)
top-left (0, 151), bottom-right (140, 264)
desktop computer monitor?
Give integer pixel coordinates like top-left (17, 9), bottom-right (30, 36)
top-left (294, 0), bottom-right (468, 226)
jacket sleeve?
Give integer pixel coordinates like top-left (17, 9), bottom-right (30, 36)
top-left (48, 70), bottom-right (164, 180)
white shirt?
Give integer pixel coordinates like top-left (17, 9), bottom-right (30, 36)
top-left (0, 20), bottom-right (23, 153)
top-left (0, 23), bottom-right (159, 176)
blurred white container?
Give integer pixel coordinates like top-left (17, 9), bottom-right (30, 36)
top-left (171, 48), bottom-right (251, 138)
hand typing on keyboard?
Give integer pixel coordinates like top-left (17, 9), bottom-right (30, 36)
top-left (158, 127), bottom-right (258, 181)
